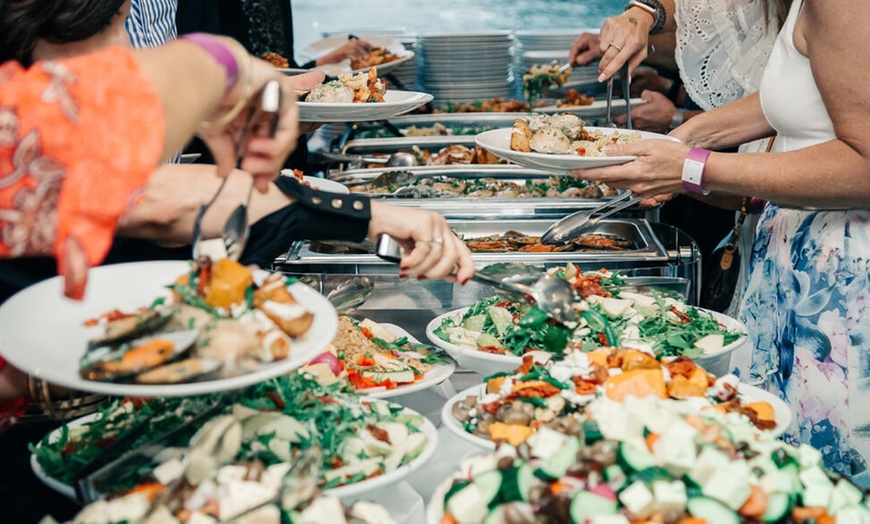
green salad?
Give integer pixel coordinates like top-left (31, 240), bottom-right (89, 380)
top-left (32, 373), bottom-right (429, 491)
top-left (434, 268), bottom-right (743, 359)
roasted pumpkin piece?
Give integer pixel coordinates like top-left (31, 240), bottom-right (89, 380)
top-left (620, 349), bottom-right (660, 371)
top-left (744, 401), bottom-right (776, 422)
top-left (489, 422), bottom-right (534, 446)
top-left (667, 366), bottom-right (709, 399)
top-left (604, 368), bottom-right (667, 401)
top-left (204, 258), bottom-right (253, 310)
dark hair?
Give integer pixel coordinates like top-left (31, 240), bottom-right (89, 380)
top-left (0, 0), bottom-right (126, 65)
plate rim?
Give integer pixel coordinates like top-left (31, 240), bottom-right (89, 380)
top-left (0, 260), bottom-right (338, 397)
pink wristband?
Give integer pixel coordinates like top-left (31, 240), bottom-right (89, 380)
top-left (179, 33), bottom-right (240, 93)
top-left (682, 147), bottom-right (712, 195)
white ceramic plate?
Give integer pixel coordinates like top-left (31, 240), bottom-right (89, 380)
top-left (326, 403), bottom-right (439, 502)
top-left (32, 402), bottom-right (438, 504)
top-left (313, 52), bottom-right (415, 78)
top-left (350, 323), bottom-right (455, 400)
top-left (475, 127), bottom-right (680, 172)
top-left (302, 175), bottom-right (349, 194)
top-left (299, 90), bottom-right (433, 123)
top-left (0, 261), bottom-right (338, 397)
top-left (31, 412), bottom-right (100, 501)
top-left (425, 306), bottom-right (748, 377)
top-left (533, 98), bottom-right (647, 118)
top-left (300, 35), bottom-right (415, 77)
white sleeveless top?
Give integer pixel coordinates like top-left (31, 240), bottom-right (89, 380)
top-left (759, 0), bottom-right (836, 153)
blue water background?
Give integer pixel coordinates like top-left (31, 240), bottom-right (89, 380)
top-left (294, 0), bottom-right (622, 58)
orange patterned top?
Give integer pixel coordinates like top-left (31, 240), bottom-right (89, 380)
top-left (0, 46), bottom-right (164, 299)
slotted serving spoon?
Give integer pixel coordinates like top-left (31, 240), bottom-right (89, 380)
top-left (375, 235), bottom-right (577, 323)
top-left (192, 80), bottom-right (283, 261)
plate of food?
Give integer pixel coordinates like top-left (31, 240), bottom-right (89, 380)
top-left (426, 266), bottom-right (747, 377)
top-left (299, 317), bottom-right (455, 399)
top-left (299, 68), bottom-right (432, 122)
top-left (300, 34), bottom-right (414, 77)
top-left (281, 169), bottom-right (351, 194)
top-left (440, 352), bottom-right (790, 454)
top-left (475, 114), bottom-right (680, 172)
top-left (428, 394), bottom-right (861, 524)
top-left (31, 373), bottom-right (438, 503)
top-left (533, 95), bottom-right (647, 118)
top-left (0, 259), bottom-right (338, 397)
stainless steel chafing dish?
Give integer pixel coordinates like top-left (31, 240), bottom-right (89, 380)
top-left (340, 135), bottom-right (477, 155)
top-left (329, 165), bottom-right (630, 219)
top-left (273, 221), bottom-right (699, 339)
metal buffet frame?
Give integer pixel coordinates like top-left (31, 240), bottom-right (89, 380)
top-left (273, 220), bottom-right (700, 341)
top-left (331, 165), bottom-right (635, 219)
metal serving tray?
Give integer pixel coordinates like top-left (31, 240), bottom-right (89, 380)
top-left (341, 135), bottom-right (477, 155)
top-left (330, 165), bottom-right (627, 219)
top-left (273, 222), bottom-right (700, 341)
top-left (276, 218), bottom-right (669, 270)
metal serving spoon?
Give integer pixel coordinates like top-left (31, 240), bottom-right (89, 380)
top-left (314, 149), bottom-right (420, 168)
top-left (326, 276), bottom-right (375, 314)
top-left (375, 235), bottom-right (577, 323)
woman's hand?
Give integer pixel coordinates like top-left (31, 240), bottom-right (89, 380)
top-left (568, 32), bottom-right (603, 66)
top-left (614, 90), bottom-right (676, 133)
top-left (367, 202), bottom-right (474, 283)
top-left (594, 11), bottom-right (654, 82)
top-left (571, 139), bottom-right (689, 198)
top-left (198, 42), bottom-right (320, 193)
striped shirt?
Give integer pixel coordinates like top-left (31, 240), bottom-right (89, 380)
top-left (125, 0), bottom-right (178, 49)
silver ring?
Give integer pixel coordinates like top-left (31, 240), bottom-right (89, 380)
top-left (609, 41), bottom-right (622, 51)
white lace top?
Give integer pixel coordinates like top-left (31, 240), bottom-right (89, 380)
top-left (674, 0), bottom-right (783, 112)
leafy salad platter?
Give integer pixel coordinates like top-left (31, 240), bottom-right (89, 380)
top-left (31, 373), bottom-right (437, 502)
top-left (301, 317), bottom-right (455, 399)
top-left (428, 395), bottom-right (866, 524)
top-left (427, 266), bottom-right (746, 377)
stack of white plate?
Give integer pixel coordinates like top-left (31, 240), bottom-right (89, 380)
top-left (513, 28), bottom-right (592, 53)
top-left (417, 31), bottom-right (516, 107)
top-left (388, 36), bottom-right (419, 91)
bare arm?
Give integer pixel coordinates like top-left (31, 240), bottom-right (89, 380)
top-left (117, 164), bottom-right (293, 244)
top-left (671, 92), bottom-right (775, 150)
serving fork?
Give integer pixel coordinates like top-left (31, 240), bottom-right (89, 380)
top-left (191, 80), bottom-right (283, 261)
top-left (605, 63), bottom-right (632, 129)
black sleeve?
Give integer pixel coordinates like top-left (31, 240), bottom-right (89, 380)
top-left (239, 176), bottom-right (373, 268)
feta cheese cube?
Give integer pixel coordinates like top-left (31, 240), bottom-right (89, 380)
top-left (619, 481), bottom-right (656, 519)
top-left (653, 480), bottom-right (687, 514)
top-left (702, 465), bottom-right (752, 510)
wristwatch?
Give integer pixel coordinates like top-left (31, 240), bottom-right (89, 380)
top-left (682, 147), bottom-right (712, 195)
top-left (625, 0), bottom-right (666, 34)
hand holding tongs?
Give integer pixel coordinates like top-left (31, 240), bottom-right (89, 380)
top-left (605, 63), bottom-right (632, 129)
top-left (192, 80), bottom-right (283, 261)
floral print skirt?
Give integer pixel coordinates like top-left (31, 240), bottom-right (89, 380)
top-left (732, 204), bottom-right (870, 486)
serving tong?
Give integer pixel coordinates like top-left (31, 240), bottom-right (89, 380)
top-left (375, 235), bottom-right (577, 323)
top-left (605, 63), bottom-right (633, 129)
top-left (192, 80), bottom-right (283, 261)
top-left (544, 63), bottom-right (638, 244)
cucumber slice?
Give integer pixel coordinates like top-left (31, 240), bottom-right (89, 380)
top-left (501, 464), bottom-right (534, 503)
top-left (762, 492), bottom-right (791, 523)
top-left (570, 490), bottom-right (619, 523)
top-left (463, 314), bottom-right (488, 332)
top-left (536, 436), bottom-right (582, 480)
top-left (473, 470), bottom-right (504, 507)
top-left (362, 369), bottom-right (415, 384)
top-left (603, 464), bottom-right (627, 490)
top-left (686, 497), bottom-right (740, 524)
top-left (618, 442), bottom-right (658, 473)
top-left (444, 480), bottom-right (471, 504)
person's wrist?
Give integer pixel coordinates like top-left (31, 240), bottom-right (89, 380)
top-left (624, 3), bottom-right (655, 31)
top-left (670, 108), bottom-right (686, 130)
top-left (625, 0), bottom-right (666, 34)
top-left (681, 147), bottom-right (712, 195)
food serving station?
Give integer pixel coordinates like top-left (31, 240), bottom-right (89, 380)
top-left (11, 30), bottom-right (866, 524)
